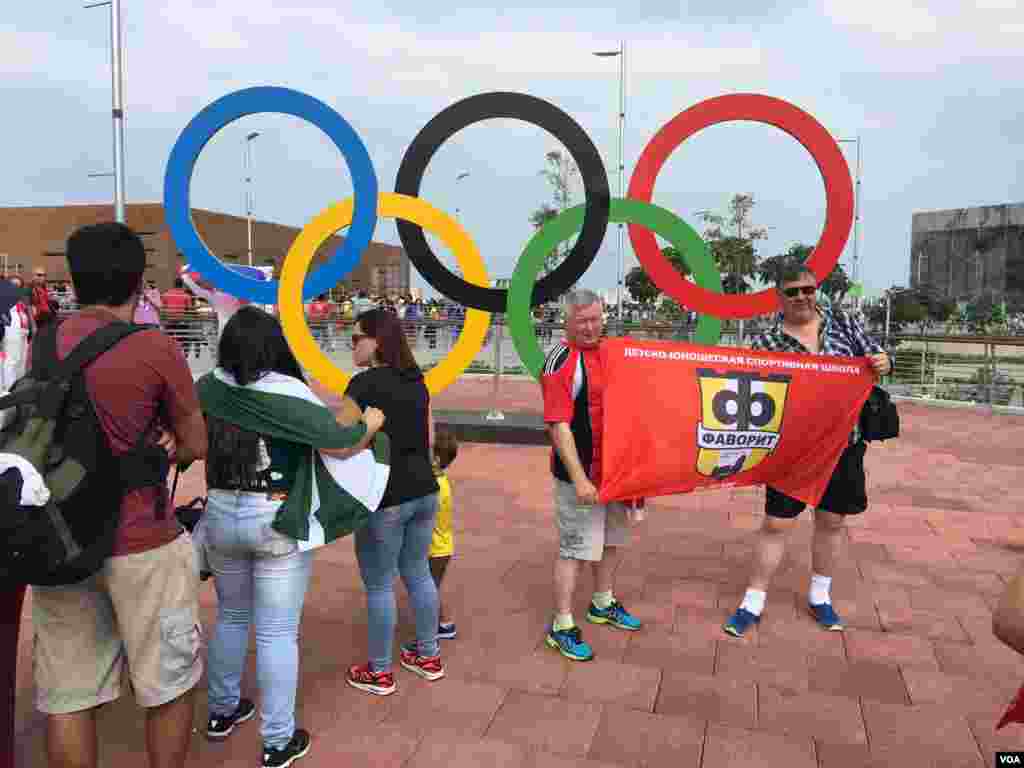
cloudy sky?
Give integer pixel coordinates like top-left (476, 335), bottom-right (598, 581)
top-left (4, 0), bottom-right (1023, 301)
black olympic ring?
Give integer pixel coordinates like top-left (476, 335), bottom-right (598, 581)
top-left (394, 92), bottom-right (611, 313)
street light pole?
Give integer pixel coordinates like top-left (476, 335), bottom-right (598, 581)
top-left (594, 42), bottom-right (625, 329)
top-left (245, 132), bottom-right (260, 266)
top-left (454, 172), bottom-right (470, 278)
top-left (839, 137), bottom-right (862, 308)
top-left (85, 0), bottom-right (127, 223)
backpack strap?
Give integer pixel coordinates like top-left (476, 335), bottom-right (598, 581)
top-left (55, 321), bottom-right (149, 381)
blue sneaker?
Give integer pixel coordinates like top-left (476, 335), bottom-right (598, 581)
top-left (722, 607), bottom-right (760, 637)
top-left (545, 626), bottom-right (594, 661)
top-left (587, 601), bottom-right (642, 631)
top-left (809, 602), bottom-right (844, 631)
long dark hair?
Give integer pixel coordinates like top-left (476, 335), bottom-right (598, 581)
top-left (356, 308), bottom-right (422, 379)
top-left (218, 306), bottom-right (305, 385)
top-left (206, 307), bottom-right (305, 490)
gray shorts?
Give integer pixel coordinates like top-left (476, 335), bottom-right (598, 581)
top-left (553, 480), bottom-right (630, 562)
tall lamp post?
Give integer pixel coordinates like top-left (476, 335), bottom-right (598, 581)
top-left (244, 131), bottom-right (260, 266)
top-left (593, 42), bottom-right (625, 328)
top-left (838, 137), bottom-right (862, 308)
top-left (454, 172), bottom-right (470, 280)
top-left (84, 0), bottom-right (127, 223)
top-left (455, 171), bottom-right (470, 220)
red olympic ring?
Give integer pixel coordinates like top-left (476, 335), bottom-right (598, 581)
top-left (627, 93), bottom-right (855, 320)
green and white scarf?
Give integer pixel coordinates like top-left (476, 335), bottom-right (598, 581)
top-left (196, 369), bottom-right (390, 550)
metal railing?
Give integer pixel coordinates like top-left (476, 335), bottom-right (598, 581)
top-left (885, 333), bottom-right (1024, 406)
top-left (52, 307), bottom-right (1024, 409)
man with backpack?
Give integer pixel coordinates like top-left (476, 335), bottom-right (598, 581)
top-left (20, 223), bottom-right (208, 768)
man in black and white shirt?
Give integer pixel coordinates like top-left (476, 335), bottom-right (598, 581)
top-left (723, 262), bottom-right (890, 638)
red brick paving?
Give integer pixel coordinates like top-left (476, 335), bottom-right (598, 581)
top-left (10, 384), bottom-right (1024, 766)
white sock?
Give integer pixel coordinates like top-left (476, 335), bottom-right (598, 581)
top-left (592, 590), bottom-right (614, 610)
top-left (553, 612), bottom-right (575, 631)
top-left (809, 574), bottom-right (832, 606)
top-left (739, 588), bottom-right (766, 616)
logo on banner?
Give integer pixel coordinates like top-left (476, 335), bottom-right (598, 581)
top-left (696, 369), bottom-right (792, 479)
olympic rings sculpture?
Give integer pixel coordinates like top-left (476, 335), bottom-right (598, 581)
top-left (164, 87), bottom-right (854, 394)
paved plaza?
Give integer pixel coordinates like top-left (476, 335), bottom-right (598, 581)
top-left (11, 379), bottom-right (1024, 767)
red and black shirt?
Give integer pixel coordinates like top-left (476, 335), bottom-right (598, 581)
top-left (541, 341), bottom-right (606, 485)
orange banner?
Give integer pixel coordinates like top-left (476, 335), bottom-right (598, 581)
top-left (599, 337), bottom-right (875, 506)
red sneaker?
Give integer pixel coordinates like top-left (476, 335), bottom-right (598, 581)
top-left (346, 662), bottom-right (396, 696)
top-left (399, 647), bottom-right (445, 681)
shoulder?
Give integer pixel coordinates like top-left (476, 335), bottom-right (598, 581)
top-left (542, 342), bottom-right (573, 375)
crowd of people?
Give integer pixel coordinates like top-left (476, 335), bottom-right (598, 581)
top-left (5, 222), bottom-right (1024, 768)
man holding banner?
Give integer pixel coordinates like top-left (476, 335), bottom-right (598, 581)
top-left (722, 263), bottom-right (890, 637)
top-left (541, 290), bottom-right (643, 663)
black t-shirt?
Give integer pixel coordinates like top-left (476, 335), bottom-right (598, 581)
top-left (345, 366), bottom-right (439, 508)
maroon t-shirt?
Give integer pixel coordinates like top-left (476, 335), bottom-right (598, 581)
top-left (42, 309), bottom-right (201, 555)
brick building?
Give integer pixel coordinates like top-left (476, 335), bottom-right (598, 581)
top-left (0, 203), bottom-right (409, 296)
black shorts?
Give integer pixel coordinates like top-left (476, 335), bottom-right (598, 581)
top-left (765, 440), bottom-right (867, 518)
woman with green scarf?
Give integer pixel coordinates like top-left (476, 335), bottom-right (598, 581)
top-left (195, 306), bottom-right (387, 768)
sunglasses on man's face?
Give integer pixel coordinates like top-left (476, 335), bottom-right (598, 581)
top-left (782, 286), bottom-right (816, 298)
top-left (350, 333), bottom-right (368, 348)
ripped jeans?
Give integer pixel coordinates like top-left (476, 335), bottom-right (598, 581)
top-left (203, 490), bottom-right (313, 749)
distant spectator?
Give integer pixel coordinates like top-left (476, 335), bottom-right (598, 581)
top-left (163, 278), bottom-right (195, 357)
top-left (29, 266), bottom-right (56, 328)
top-left (1, 278), bottom-right (32, 391)
top-left (134, 279), bottom-right (163, 327)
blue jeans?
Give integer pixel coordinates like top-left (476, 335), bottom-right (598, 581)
top-left (354, 493), bottom-right (439, 671)
top-left (203, 491), bottom-right (313, 749)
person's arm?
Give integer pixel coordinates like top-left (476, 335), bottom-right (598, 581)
top-left (2, 313), bottom-right (20, 390)
top-left (541, 346), bottom-right (597, 504)
top-left (180, 272), bottom-right (212, 304)
top-left (334, 395), bottom-right (363, 427)
top-left (547, 422), bottom-right (590, 488)
top-left (158, 333), bottom-right (208, 464)
top-left (846, 312), bottom-right (891, 378)
top-left (320, 407), bottom-right (384, 459)
top-left (994, 566), bottom-right (1024, 655)
top-left (428, 400), bottom-right (435, 452)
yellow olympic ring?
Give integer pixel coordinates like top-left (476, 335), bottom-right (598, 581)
top-left (278, 192), bottom-right (492, 396)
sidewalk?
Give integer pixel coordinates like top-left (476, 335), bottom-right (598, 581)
top-left (12, 384), bottom-right (1024, 767)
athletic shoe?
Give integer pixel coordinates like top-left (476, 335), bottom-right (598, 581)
top-left (262, 728), bottom-right (311, 768)
top-left (587, 601), bottom-right (642, 631)
top-left (437, 621), bottom-right (457, 640)
top-left (399, 647), bottom-right (446, 681)
top-left (545, 625), bottom-right (594, 661)
top-left (346, 663), bottom-right (396, 696)
top-left (809, 602), bottom-right (844, 631)
top-left (206, 698), bottom-right (256, 740)
top-left (722, 607), bottom-right (761, 638)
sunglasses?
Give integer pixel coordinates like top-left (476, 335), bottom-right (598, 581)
top-left (782, 286), bottom-right (816, 298)
top-left (350, 332), bottom-right (369, 348)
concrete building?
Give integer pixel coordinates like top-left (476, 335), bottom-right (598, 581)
top-left (0, 203), bottom-right (409, 296)
top-left (910, 203), bottom-right (1024, 305)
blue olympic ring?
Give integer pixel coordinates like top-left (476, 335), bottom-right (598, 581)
top-left (163, 87), bottom-right (379, 304)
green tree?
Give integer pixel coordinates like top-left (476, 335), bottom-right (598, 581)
top-left (624, 266), bottom-right (660, 305)
top-left (528, 150), bottom-right (579, 276)
top-left (699, 194), bottom-right (767, 293)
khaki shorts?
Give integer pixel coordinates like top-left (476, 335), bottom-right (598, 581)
top-left (32, 532), bottom-right (203, 714)
top-left (554, 480), bottom-right (630, 562)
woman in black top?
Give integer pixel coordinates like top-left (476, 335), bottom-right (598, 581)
top-left (343, 309), bottom-right (443, 695)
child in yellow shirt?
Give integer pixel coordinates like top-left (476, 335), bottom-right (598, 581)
top-left (431, 429), bottom-right (457, 638)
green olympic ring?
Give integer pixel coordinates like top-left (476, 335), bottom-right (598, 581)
top-left (508, 197), bottom-right (723, 379)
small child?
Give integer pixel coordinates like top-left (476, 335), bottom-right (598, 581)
top-left (430, 429), bottom-right (458, 639)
